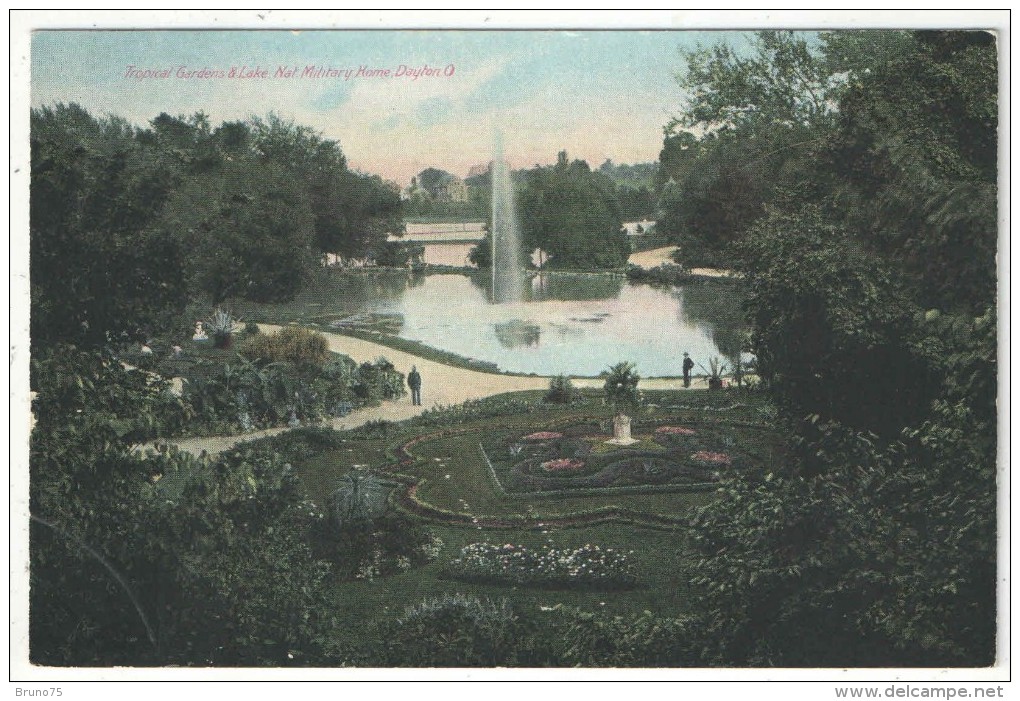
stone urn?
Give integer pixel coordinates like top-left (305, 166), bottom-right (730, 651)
top-left (607, 414), bottom-right (639, 446)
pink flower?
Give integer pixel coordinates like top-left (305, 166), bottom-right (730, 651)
top-left (523, 431), bottom-right (564, 441)
top-left (540, 458), bottom-right (585, 473)
top-left (656, 426), bottom-right (697, 436)
top-left (691, 451), bottom-right (732, 466)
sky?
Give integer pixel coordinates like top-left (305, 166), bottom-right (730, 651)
top-left (30, 30), bottom-right (756, 185)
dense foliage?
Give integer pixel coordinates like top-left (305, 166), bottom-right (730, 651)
top-left (517, 152), bottom-right (630, 269)
top-left (29, 353), bottom-right (334, 665)
top-left (181, 350), bottom-right (405, 435)
top-left (670, 30), bottom-right (998, 666)
top-left (361, 594), bottom-right (699, 667)
top-left (30, 105), bottom-right (403, 349)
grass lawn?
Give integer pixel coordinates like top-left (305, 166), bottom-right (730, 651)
top-left (319, 520), bottom-right (697, 638)
top-left (285, 388), bottom-right (779, 641)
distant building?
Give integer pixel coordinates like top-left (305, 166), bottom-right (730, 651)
top-left (433, 175), bottom-right (468, 203)
top-left (467, 163), bottom-right (491, 179)
top-left (406, 169), bottom-right (470, 203)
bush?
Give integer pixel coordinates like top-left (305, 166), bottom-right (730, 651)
top-left (359, 597), bottom-right (701, 667)
top-left (602, 361), bottom-right (641, 414)
top-left (544, 375), bottom-right (577, 404)
top-left (548, 608), bottom-right (700, 667)
top-left (308, 515), bottom-right (441, 581)
top-left (240, 326), bottom-right (329, 369)
top-left (244, 321), bottom-right (261, 336)
top-left (372, 594), bottom-right (523, 667)
top-left (352, 358), bottom-right (406, 403)
top-left (445, 542), bottom-right (637, 590)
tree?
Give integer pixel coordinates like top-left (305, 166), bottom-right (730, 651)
top-left (659, 31), bottom-right (844, 267)
top-left (676, 30), bottom-right (998, 666)
top-left (158, 159), bottom-right (317, 304)
top-left (734, 206), bottom-right (935, 434)
top-left (674, 31), bottom-right (836, 135)
top-left (30, 104), bottom-right (188, 351)
top-left (250, 114), bottom-right (404, 260)
top-left (517, 155), bottom-right (629, 269)
top-left (825, 30), bottom-right (997, 312)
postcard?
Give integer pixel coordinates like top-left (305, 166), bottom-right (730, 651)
top-left (10, 10), bottom-right (1009, 691)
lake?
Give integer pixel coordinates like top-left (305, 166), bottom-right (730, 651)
top-left (237, 270), bottom-right (746, 377)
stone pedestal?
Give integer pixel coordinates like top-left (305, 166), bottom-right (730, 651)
top-left (607, 414), bottom-right (639, 446)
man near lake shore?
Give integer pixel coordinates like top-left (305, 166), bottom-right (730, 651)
top-left (682, 352), bottom-right (694, 388)
top-left (408, 365), bottom-right (422, 406)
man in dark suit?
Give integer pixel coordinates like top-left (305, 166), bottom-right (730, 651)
top-left (408, 365), bottom-right (422, 406)
top-left (682, 352), bottom-right (694, 388)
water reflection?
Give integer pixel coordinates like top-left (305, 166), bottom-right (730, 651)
top-left (260, 270), bottom-right (746, 376)
top-left (493, 319), bottom-right (542, 348)
top-left (675, 281), bottom-right (748, 363)
top-left (469, 271), bottom-right (624, 303)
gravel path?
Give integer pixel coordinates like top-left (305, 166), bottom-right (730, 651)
top-left (161, 324), bottom-right (701, 457)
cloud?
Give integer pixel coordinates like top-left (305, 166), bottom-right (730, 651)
top-left (311, 82), bottom-right (353, 111)
top-left (412, 95), bottom-right (454, 128)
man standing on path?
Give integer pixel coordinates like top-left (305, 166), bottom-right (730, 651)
top-left (682, 352), bottom-right (694, 388)
top-left (408, 365), bottom-right (422, 406)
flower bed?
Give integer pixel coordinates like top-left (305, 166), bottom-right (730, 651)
top-left (522, 431), bottom-right (564, 441)
top-left (691, 450), bottom-right (732, 466)
top-left (655, 426), bottom-right (697, 436)
top-left (446, 542), bottom-right (637, 590)
top-left (540, 458), bottom-right (585, 473)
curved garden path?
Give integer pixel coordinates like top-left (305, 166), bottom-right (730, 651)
top-left (163, 323), bottom-right (702, 457)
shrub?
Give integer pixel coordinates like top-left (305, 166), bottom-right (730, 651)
top-left (446, 542), bottom-right (637, 590)
top-left (206, 308), bottom-right (239, 349)
top-left (352, 358), bottom-right (405, 402)
top-left (244, 321), bottom-right (261, 336)
top-left (549, 608), bottom-right (701, 667)
top-left (240, 326), bottom-right (329, 369)
top-left (308, 514), bottom-right (439, 582)
top-left (372, 594), bottom-right (523, 666)
top-left (544, 374), bottom-right (577, 404)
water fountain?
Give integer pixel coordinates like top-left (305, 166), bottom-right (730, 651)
top-left (491, 132), bottom-right (524, 303)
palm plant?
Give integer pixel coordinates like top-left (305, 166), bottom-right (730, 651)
top-left (602, 361), bottom-right (642, 445)
top-left (330, 470), bottom-right (392, 529)
top-left (698, 356), bottom-right (729, 389)
top-left (602, 361), bottom-right (641, 415)
top-left (206, 308), bottom-right (240, 349)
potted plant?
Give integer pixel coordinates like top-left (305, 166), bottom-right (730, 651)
top-left (698, 356), bottom-right (729, 390)
top-left (206, 308), bottom-right (239, 349)
top-left (601, 361), bottom-right (641, 445)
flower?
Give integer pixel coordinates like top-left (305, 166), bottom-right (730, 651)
top-left (540, 458), bottom-right (585, 473)
top-left (655, 426), bottom-right (697, 436)
top-left (691, 450), bottom-right (732, 465)
top-left (522, 431), bottom-right (564, 441)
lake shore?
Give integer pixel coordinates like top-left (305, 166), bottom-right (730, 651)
top-left (161, 323), bottom-right (710, 457)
